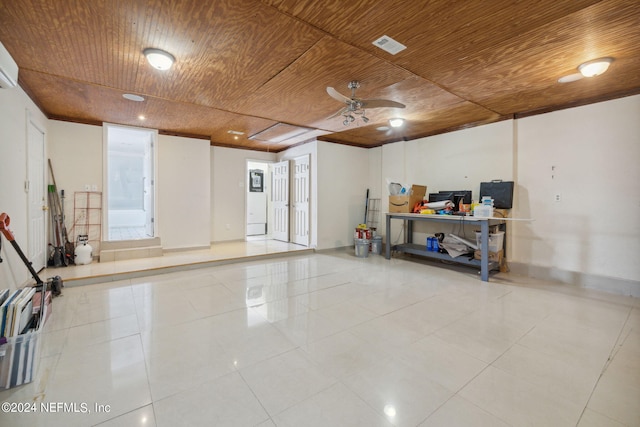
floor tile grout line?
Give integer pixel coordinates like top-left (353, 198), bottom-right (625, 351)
top-left (575, 306), bottom-right (635, 426)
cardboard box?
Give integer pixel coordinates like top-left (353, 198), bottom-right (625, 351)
top-left (389, 185), bottom-right (427, 213)
top-left (474, 249), bottom-right (503, 262)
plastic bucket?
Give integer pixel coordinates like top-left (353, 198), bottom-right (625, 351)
top-left (475, 231), bottom-right (505, 253)
top-left (354, 238), bottom-right (370, 258)
top-left (371, 236), bottom-right (383, 255)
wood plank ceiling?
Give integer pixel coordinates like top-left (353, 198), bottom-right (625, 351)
top-left (1, 0), bottom-right (639, 152)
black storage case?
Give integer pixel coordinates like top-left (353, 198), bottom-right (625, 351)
top-left (479, 180), bottom-right (515, 209)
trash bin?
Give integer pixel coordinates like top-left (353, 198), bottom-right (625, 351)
top-left (354, 238), bottom-right (370, 258)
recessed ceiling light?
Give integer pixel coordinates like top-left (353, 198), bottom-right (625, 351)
top-left (389, 118), bottom-right (404, 128)
top-left (123, 93), bottom-right (145, 102)
top-left (578, 57), bottom-right (613, 77)
top-left (227, 130), bottom-right (244, 135)
top-left (143, 48), bottom-right (175, 71)
top-left (557, 73), bottom-right (584, 84)
top-left (138, 115), bottom-right (145, 120)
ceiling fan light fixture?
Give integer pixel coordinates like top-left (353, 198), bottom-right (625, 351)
top-left (578, 57), bottom-right (613, 77)
top-left (389, 118), bottom-right (404, 128)
top-left (143, 48), bottom-right (175, 70)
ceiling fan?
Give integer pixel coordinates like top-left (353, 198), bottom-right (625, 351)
top-left (326, 80), bottom-right (405, 126)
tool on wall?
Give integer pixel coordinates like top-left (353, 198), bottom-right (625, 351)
top-left (47, 159), bottom-right (74, 265)
top-left (47, 187), bottom-right (64, 267)
top-left (364, 188), bottom-right (369, 225)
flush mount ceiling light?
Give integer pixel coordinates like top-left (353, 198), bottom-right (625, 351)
top-left (143, 48), bottom-right (175, 71)
top-left (122, 93), bottom-right (145, 102)
top-left (389, 118), bottom-right (404, 128)
top-left (578, 57), bottom-right (613, 77)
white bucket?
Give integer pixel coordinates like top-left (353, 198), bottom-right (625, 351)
top-left (354, 238), bottom-right (370, 258)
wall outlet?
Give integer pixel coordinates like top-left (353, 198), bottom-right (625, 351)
top-left (91, 184), bottom-right (98, 191)
top-left (555, 193), bottom-right (561, 202)
top-left (84, 184), bottom-right (90, 191)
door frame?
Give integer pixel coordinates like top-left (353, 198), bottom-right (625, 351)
top-left (102, 123), bottom-right (158, 241)
top-left (245, 159), bottom-right (272, 239)
top-left (26, 110), bottom-right (47, 272)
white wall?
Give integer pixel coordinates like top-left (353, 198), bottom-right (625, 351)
top-left (48, 123), bottom-right (212, 250)
top-left (371, 96), bottom-right (639, 295)
top-left (315, 141), bottom-right (369, 250)
top-left (157, 135), bottom-right (211, 249)
top-left (378, 121), bottom-right (514, 244)
top-left (405, 120), bottom-right (514, 196)
top-left (49, 121), bottom-right (103, 236)
top-left (513, 95), bottom-right (640, 290)
top-left (211, 146), bottom-right (276, 242)
top-left (0, 86), bottom-right (49, 290)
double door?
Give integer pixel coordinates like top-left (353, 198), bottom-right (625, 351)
top-left (271, 155), bottom-right (309, 246)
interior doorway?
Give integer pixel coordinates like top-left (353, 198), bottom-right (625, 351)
top-left (245, 158), bottom-right (310, 247)
top-left (246, 160), bottom-right (270, 240)
top-left (104, 124), bottom-right (156, 241)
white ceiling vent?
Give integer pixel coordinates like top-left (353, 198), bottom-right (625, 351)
top-left (0, 41), bottom-right (19, 89)
top-left (372, 35), bottom-right (406, 55)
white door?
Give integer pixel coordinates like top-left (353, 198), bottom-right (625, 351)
top-left (27, 115), bottom-right (46, 271)
top-left (292, 155), bottom-right (310, 246)
top-left (272, 160), bottom-right (289, 242)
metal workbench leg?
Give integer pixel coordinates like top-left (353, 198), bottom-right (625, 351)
top-left (480, 220), bottom-right (489, 281)
top-left (385, 214), bottom-right (391, 259)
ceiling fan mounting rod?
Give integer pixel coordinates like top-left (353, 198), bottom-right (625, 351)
top-left (348, 80), bottom-right (360, 97)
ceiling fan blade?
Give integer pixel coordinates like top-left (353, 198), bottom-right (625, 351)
top-left (361, 99), bottom-right (406, 109)
top-left (327, 86), bottom-right (352, 104)
top-left (326, 107), bottom-right (348, 119)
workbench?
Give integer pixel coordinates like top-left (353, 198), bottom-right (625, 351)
top-left (385, 213), bottom-right (505, 281)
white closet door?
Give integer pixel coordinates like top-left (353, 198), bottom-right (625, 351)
top-left (292, 155), bottom-right (309, 246)
top-left (272, 160), bottom-right (289, 242)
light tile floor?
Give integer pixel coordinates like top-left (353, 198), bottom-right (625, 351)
top-left (1, 250), bottom-right (638, 427)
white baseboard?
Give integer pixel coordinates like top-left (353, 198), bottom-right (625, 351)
top-left (509, 262), bottom-right (640, 298)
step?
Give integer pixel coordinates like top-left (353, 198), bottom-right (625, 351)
top-left (99, 245), bottom-right (164, 262)
top-left (100, 237), bottom-right (161, 251)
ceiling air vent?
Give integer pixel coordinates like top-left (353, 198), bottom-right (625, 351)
top-left (372, 35), bottom-right (406, 55)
